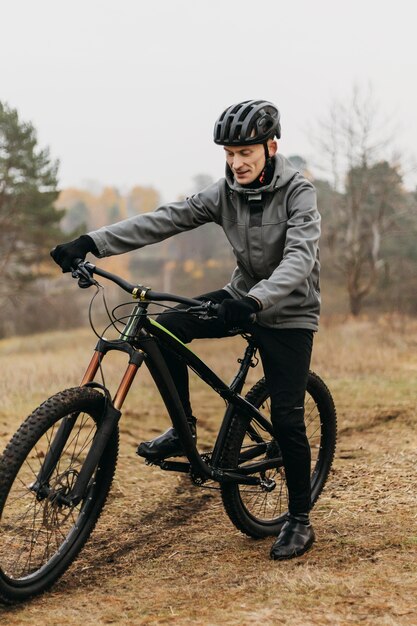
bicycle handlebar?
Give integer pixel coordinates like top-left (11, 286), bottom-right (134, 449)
top-left (71, 260), bottom-right (217, 311)
top-left (68, 260), bottom-right (260, 324)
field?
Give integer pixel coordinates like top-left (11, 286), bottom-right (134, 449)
top-left (0, 315), bottom-right (416, 625)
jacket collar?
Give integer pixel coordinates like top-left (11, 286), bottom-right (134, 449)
top-left (225, 154), bottom-right (298, 194)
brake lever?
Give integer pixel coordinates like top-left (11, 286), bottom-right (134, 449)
top-left (70, 260), bottom-right (97, 289)
top-left (185, 301), bottom-right (219, 320)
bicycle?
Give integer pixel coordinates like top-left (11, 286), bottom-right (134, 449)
top-left (0, 260), bottom-right (337, 603)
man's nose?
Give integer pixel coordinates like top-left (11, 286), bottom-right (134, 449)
top-left (232, 155), bottom-right (243, 170)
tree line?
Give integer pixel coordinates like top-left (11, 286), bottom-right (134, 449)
top-left (0, 90), bottom-right (416, 337)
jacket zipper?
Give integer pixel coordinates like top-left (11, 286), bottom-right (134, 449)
top-left (244, 193), bottom-right (256, 278)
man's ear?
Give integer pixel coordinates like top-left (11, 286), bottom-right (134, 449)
top-left (268, 139), bottom-right (278, 157)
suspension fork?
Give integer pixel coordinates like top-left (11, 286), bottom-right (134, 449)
top-left (34, 341), bottom-right (145, 504)
top-left (64, 344), bottom-right (146, 505)
top-left (30, 349), bottom-right (105, 497)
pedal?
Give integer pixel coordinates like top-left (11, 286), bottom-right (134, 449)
top-left (142, 456), bottom-right (190, 472)
top-left (160, 460), bottom-right (190, 472)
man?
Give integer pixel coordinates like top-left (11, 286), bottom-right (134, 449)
top-left (51, 100), bottom-right (321, 561)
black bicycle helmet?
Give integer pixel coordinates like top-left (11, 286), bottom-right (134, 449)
top-left (213, 100), bottom-right (281, 146)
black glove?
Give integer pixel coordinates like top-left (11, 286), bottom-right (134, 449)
top-left (218, 296), bottom-right (261, 326)
top-left (50, 235), bottom-right (98, 273)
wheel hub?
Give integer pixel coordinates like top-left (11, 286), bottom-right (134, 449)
top-left (42, 470), bottom-right (79, 528)
top-left (259, 476), bottom-right (276, 492)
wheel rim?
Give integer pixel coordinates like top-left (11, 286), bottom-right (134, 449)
top-left (305, 391), bottom-right (323, 490)
top-left (0, 412), bottom-right (98, 583)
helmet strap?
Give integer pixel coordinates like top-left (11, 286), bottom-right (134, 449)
top-left (259, 142), bottom-right (271, 184)
top-left (263, 142), bottom-right (270, 164)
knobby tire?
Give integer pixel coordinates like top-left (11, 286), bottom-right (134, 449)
top-left (0, 387), bottom-right (119, 604)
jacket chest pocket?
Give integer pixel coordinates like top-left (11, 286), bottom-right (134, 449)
top-left (221, 217), bottom-right (247, 257)
top-left (239, 222), bottom-right (286, 277)
top-left (261, 221), bottom-right (287, 267)
top-left (259, 192), bottom-right (288, 270)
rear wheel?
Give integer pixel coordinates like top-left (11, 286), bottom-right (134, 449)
top-left (0, 386), bottom-right (119, 604)
top-left (220, 371), bottom-right (337, 538)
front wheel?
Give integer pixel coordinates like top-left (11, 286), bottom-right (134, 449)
top-left (0, 386), bottom-right (119, 604)
top-left (220, 371), bottom-right (337, 538)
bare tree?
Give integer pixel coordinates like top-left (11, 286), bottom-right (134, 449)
top-left (312, 85), bottom-right (411, 315)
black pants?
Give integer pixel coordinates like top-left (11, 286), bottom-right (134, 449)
top-left (156, 289), bottom-right (314, 515)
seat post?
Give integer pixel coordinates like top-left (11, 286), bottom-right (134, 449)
top-left (229, 337), bottom-right (258, 395)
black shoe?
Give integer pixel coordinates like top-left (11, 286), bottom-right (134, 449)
top-left (270, 514), bottom-right (315, 561)
top-left (137, 417), bottom-right (197, 461)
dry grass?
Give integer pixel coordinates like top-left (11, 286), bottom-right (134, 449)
top-left (1, 315), bottom-right (417, 625)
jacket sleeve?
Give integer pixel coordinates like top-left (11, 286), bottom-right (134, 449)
top-left (88, 183), bottom-right (222, 257)
top-left (248, 179), bottom-right (321, 309)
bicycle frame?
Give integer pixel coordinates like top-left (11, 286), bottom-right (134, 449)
top-left (85, 304), bottom-right (275, 475)
top-left (35, 275), bottom-right (278, 506)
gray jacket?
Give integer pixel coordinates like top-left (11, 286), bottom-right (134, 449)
top-left (89, 154), bottom-right (321, 331)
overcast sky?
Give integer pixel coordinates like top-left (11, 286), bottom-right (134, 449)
top-left (1, 0), bottom-right (416, 201)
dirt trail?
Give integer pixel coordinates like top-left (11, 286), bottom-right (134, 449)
top-left (1, 323), bottom-right (417, 625)
top-left (2, 404), bottom-right (416, 626)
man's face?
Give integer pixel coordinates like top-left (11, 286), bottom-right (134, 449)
top-left (223, 140), bottom-right (277, 184)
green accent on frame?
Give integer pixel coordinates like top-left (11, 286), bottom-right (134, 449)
top-left (149, 319), bottom-right (196, 355)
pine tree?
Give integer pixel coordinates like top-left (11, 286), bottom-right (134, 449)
top-left (0, 101), bottom-right (64, 296)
